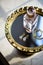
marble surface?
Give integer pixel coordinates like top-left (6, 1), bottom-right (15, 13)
top-left (0, 0), bottom-right (43, 65)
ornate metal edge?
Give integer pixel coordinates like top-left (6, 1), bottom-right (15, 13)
top-left (5, 6), bottom-right (43, 54)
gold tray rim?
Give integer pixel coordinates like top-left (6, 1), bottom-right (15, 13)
top-left (5, 6), bottom-right (43, 54)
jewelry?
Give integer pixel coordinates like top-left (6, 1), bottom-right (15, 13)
top-left (19, 33), bottom-right (25, 40)
top-left (33, 29), bottom-right (43, 39)
top-left (23, 35), bottom-right (29, 42)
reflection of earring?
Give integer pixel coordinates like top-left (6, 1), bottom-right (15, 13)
top-left (36, 29), bottom-right (42, 37)
top-left (23, 35), bottom-right (29, 42)
top-left (33, 29), bottom-right (43, 39)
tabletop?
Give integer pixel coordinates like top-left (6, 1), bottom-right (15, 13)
top-left (0, 0), bottom-right (43, 65)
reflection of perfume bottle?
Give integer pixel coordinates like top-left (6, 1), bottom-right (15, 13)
top-left (23, 6), bottom-right (38, 33)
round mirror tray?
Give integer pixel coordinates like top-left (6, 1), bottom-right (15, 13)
top-left (5, 6), bottom-right (43, 55)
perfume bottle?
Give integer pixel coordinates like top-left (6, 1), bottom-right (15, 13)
top-left (23, 6), bottom-right (39, 33)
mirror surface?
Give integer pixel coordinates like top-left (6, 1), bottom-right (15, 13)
top-left (11, 13), bottom-right (43, 47)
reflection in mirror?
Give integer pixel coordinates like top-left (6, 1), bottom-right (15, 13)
top-left (11, 13), bottom-right (43, 48)
top-left (32, 15), bottom-right (43, 46)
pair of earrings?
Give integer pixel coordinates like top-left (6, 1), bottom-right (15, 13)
top-left (19, 33), bottom-right (29, 42)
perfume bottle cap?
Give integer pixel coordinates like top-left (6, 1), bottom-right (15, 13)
top-left (27, 6), bottom-right (36, 18)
